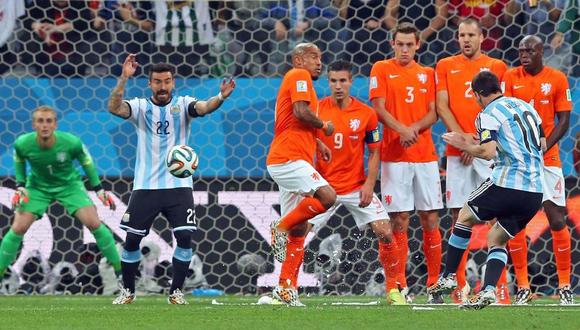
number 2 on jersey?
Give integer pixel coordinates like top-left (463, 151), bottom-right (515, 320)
top-left (156, 120), bottom-right (170, 135)
top-left (186, 208), bottom-right (196, 225)
top-left (464, 82), bottom-right (473, 98)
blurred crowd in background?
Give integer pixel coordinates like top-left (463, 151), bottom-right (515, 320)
top-left (0, 0), bottom-right (579, 78)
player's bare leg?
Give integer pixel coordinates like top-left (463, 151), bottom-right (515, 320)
top-left (544, 201), bottom-right (574, 304)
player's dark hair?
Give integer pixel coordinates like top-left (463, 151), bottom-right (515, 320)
top-left (458, 17), bottom-right (483, 34)
top-left (472, 71), bottom-right (502, 97)
top-left (148, 63), bottom-right (175, 80)
top-left (328, 60), bottom-right (352, 75)
top-left (392, 22), bottom-right (419, 42)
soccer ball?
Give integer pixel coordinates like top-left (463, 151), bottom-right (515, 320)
top-left (166, 145), bottom-right (198, 178)
top-left (236, 253), bottom-right (267, 276)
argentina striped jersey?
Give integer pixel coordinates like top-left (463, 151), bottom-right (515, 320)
top-left (476, 96), bottom-right (544, 193)
top-left (125, 96), bottom-right (197, 190)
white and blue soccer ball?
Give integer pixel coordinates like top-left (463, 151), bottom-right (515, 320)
top-left (166, 145), bottom-right (199, 178)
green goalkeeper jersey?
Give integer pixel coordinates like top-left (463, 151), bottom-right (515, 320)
top-left (13, 131), bottom-right (101, 193)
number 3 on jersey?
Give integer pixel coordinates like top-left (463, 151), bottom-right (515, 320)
top-left (405, 87), bottom-right (414, 103)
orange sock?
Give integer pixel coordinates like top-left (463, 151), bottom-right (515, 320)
top-left (423, 228), bottom-right (442, 286)
top-left (508, 230), bottom-right (529, 288)
top-left (393, 231), bottom-right (408, 288)
top-left (551, 227), bottom-right (571, 287)
top-left (379, 241), bottom-right (400, 292)
top-left (456, 251), bottom-right (469, 288)
top-left (278, 197), bottom-right (326, 231)
top-left (279, 235), bottom-right (305, 287)
top-left (496, 267), bottom-right (510, 304)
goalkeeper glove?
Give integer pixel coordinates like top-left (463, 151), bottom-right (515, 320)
top-left (95, 187), bottom-right (116, 211)
top-left (11, 186), bottom-right (29, 210)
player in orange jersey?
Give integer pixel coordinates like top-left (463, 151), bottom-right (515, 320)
top-left (266, 43), bottom-right (336, 303)
top-left (435, 18), bottom-right (509, 304)
top-left (369, 22), bottom-right (443, 304)
top-left (502, 35), bottom-right (573, 305)
top-left (271, 60), bottom-right (405, 306)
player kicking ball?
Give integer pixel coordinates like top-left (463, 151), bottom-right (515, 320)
top-left (0, 106), bottom-right (120, 283)
top-left (428, 71), bottom-right (545, 310)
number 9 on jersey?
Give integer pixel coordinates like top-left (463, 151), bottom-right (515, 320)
top-left (166, 145), bottom-right (199, 178)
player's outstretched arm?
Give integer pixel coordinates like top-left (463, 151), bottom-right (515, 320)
top-left (293, 101), bottom-right (334, 136)
top-left (443, 132), bottom-right (496, 160)
top-left (194, 78), bottom-right (236, 116)
top-left (108, 54), bottom-right (138, 119)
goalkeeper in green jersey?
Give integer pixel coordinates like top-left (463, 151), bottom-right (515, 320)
top-left (0, 106), bottom-right (122, 279)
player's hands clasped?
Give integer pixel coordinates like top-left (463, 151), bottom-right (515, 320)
top-left (11, 187), bottom-right (29, 210)
top-left (399, 125), bottom-right (418, 148)
top-left (121, 54), bottom-right (139, 79)
top-left (220, 77), bottom-right (236, 99)
top-left (97, 189), bottom-right (117, 211)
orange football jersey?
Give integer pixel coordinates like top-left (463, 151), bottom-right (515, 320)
top-left (316, 97), bottom-right (380, 195)
top-left (436, 54), bottom-right (507, 156)
top-left (502, 66), bottom-right (572, 167)
top-left (369, 59), bottom-right (438, 163)
top-left (267, 68), bottom-right (319, 166)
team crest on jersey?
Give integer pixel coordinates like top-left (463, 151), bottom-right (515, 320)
top-left (479, 67), bottom-right (490, 72)
top-left (56, 152), bottom-right (66, 162)
top-left (170, 105), bottom-right (180, 114)
top-left (122, 213), bottom-right (130, 223)
top-left (417, 73), bottom-right (427, 84)
top-left (541, 83), bottom-right (551, 96)
top-left (349, 119), bottom-right (361, 131)
top-left (384, 195), bottom-right (392, 205)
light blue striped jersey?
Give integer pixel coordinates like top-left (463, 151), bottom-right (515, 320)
top-left (125, 96), bottom-right (197, 190)
top-left (476, 96), bottom-right (544, 193)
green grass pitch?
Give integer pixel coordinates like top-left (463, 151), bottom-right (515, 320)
top-left (0, 295), bottom-right (578, 329)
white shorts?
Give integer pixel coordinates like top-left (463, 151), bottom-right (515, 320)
top-left (267, 160), bottom-right (329, 216)
top-left (445, 156), bottom-right (493, 209)
top-left (542, 166), bottom-right (566, 206)
top-left (380, 161), bottom-right (443, 212)
top-left (309, 191), bottom-right (388, 233)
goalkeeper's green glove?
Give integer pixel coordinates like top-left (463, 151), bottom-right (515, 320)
top-left (94, 185), bottom-right (116, 211)
top-left (11, 186), bottom-right (29, 210)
